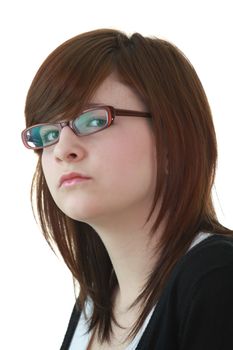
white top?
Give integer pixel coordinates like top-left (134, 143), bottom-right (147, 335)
top-left (69, 232), bottom-right (212, 350)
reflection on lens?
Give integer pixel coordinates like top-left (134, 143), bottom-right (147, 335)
top-left (26, 127), bottom-right (43, 148)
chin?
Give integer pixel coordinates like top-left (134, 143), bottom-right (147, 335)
top-left (58, 202), bottom-right (103, 223)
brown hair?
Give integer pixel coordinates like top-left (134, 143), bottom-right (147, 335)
top-left (24, 28), bottom-right (233, 343)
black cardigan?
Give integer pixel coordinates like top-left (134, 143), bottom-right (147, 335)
top-left (60, 235), bottom-right (233, 349)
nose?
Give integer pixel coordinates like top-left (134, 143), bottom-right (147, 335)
top-left (53, 126), bottom-right (86, 162)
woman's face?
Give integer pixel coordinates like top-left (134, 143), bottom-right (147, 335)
top-left (41, 72), bottom-right (157, 225)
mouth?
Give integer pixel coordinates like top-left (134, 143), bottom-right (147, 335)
top-left (59, 172), bottom-right (92, 188)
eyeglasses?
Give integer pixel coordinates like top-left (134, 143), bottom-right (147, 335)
top-left (21, 105), bottom-right (151, 150)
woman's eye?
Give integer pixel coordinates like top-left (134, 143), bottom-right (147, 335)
top-left (41, 130), bottom-right (59, 143)
top-left (87, 118), bottom-right (106, 127)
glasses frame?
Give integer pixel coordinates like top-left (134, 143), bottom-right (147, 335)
top-left (21, 105), bottom-right (151, 150)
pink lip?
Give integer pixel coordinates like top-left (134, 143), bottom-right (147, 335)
top-left (59, 172), bottom-right (91, 187)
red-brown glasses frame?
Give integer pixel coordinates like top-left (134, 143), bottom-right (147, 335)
top-left (21, 105), bottom-right (151, 150)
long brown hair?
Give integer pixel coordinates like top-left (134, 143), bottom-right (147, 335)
top-left (24, 29), bottom-right (233, 343)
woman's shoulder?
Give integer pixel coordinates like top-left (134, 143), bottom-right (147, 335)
top-left (160, 233), bottom-right (233, 307)
top-left (139, 234), bottom-right (233, 349)
top-left (145, 234), bottom-right (233, 316)
top-left (171, 233), bottom-right (233, 309)
top-left (179, 233), bottom-right (233, 279)
top-left (173, 234), bottom-right (233, 348)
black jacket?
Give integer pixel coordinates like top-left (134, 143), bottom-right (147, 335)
top-left (61, 235), bottom-right (233, 349)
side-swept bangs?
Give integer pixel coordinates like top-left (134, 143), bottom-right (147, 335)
top-left (25, 30), bottom-right (120, 126)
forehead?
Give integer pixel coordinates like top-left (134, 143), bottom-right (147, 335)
top-left (90, 72), bottom-right (148, 112)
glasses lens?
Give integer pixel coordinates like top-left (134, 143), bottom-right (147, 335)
top-left (73, 108), bottom-right (108, 135)
top-left (24, 124), bottom-right (60, 148)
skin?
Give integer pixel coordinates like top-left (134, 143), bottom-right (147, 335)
top-left (42, 72), bottom-right (166, 348)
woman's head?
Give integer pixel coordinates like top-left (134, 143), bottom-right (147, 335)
top-left (25, 28), bottom-right (218, 236)
top-left (24, 28), bottom-right (231, 341)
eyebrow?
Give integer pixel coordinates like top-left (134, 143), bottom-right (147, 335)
top-left (85, 103), bottom-right (105, 108)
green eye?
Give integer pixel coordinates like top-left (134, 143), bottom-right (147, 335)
top-left (86, 118), bottom-right (107, 127)
top-left (74, 109), bottom-right (108, 134)
top-left (39, 126), bottom-right (60, 146)
top-left (41, 130), bottom-right (59, 143)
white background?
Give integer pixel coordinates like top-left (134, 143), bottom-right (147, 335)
top-left (0, 1), bottom-right (232, 349)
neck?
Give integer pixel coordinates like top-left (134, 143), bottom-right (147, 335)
top-left (88, 202), bottom-right (166, 309)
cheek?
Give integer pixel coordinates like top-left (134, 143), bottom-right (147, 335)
top-left (41, 154), bottom-right (48, 177)
top-left (41, 153), bottom-right (54, 191)
top-left (100, 134), bottom-right (157, 198)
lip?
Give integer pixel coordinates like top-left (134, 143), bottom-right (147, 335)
top-left (59, 172), bottom-right (92, 188)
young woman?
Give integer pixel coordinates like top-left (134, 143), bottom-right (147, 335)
top-left (21, 29), bottom-right (233, 350)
